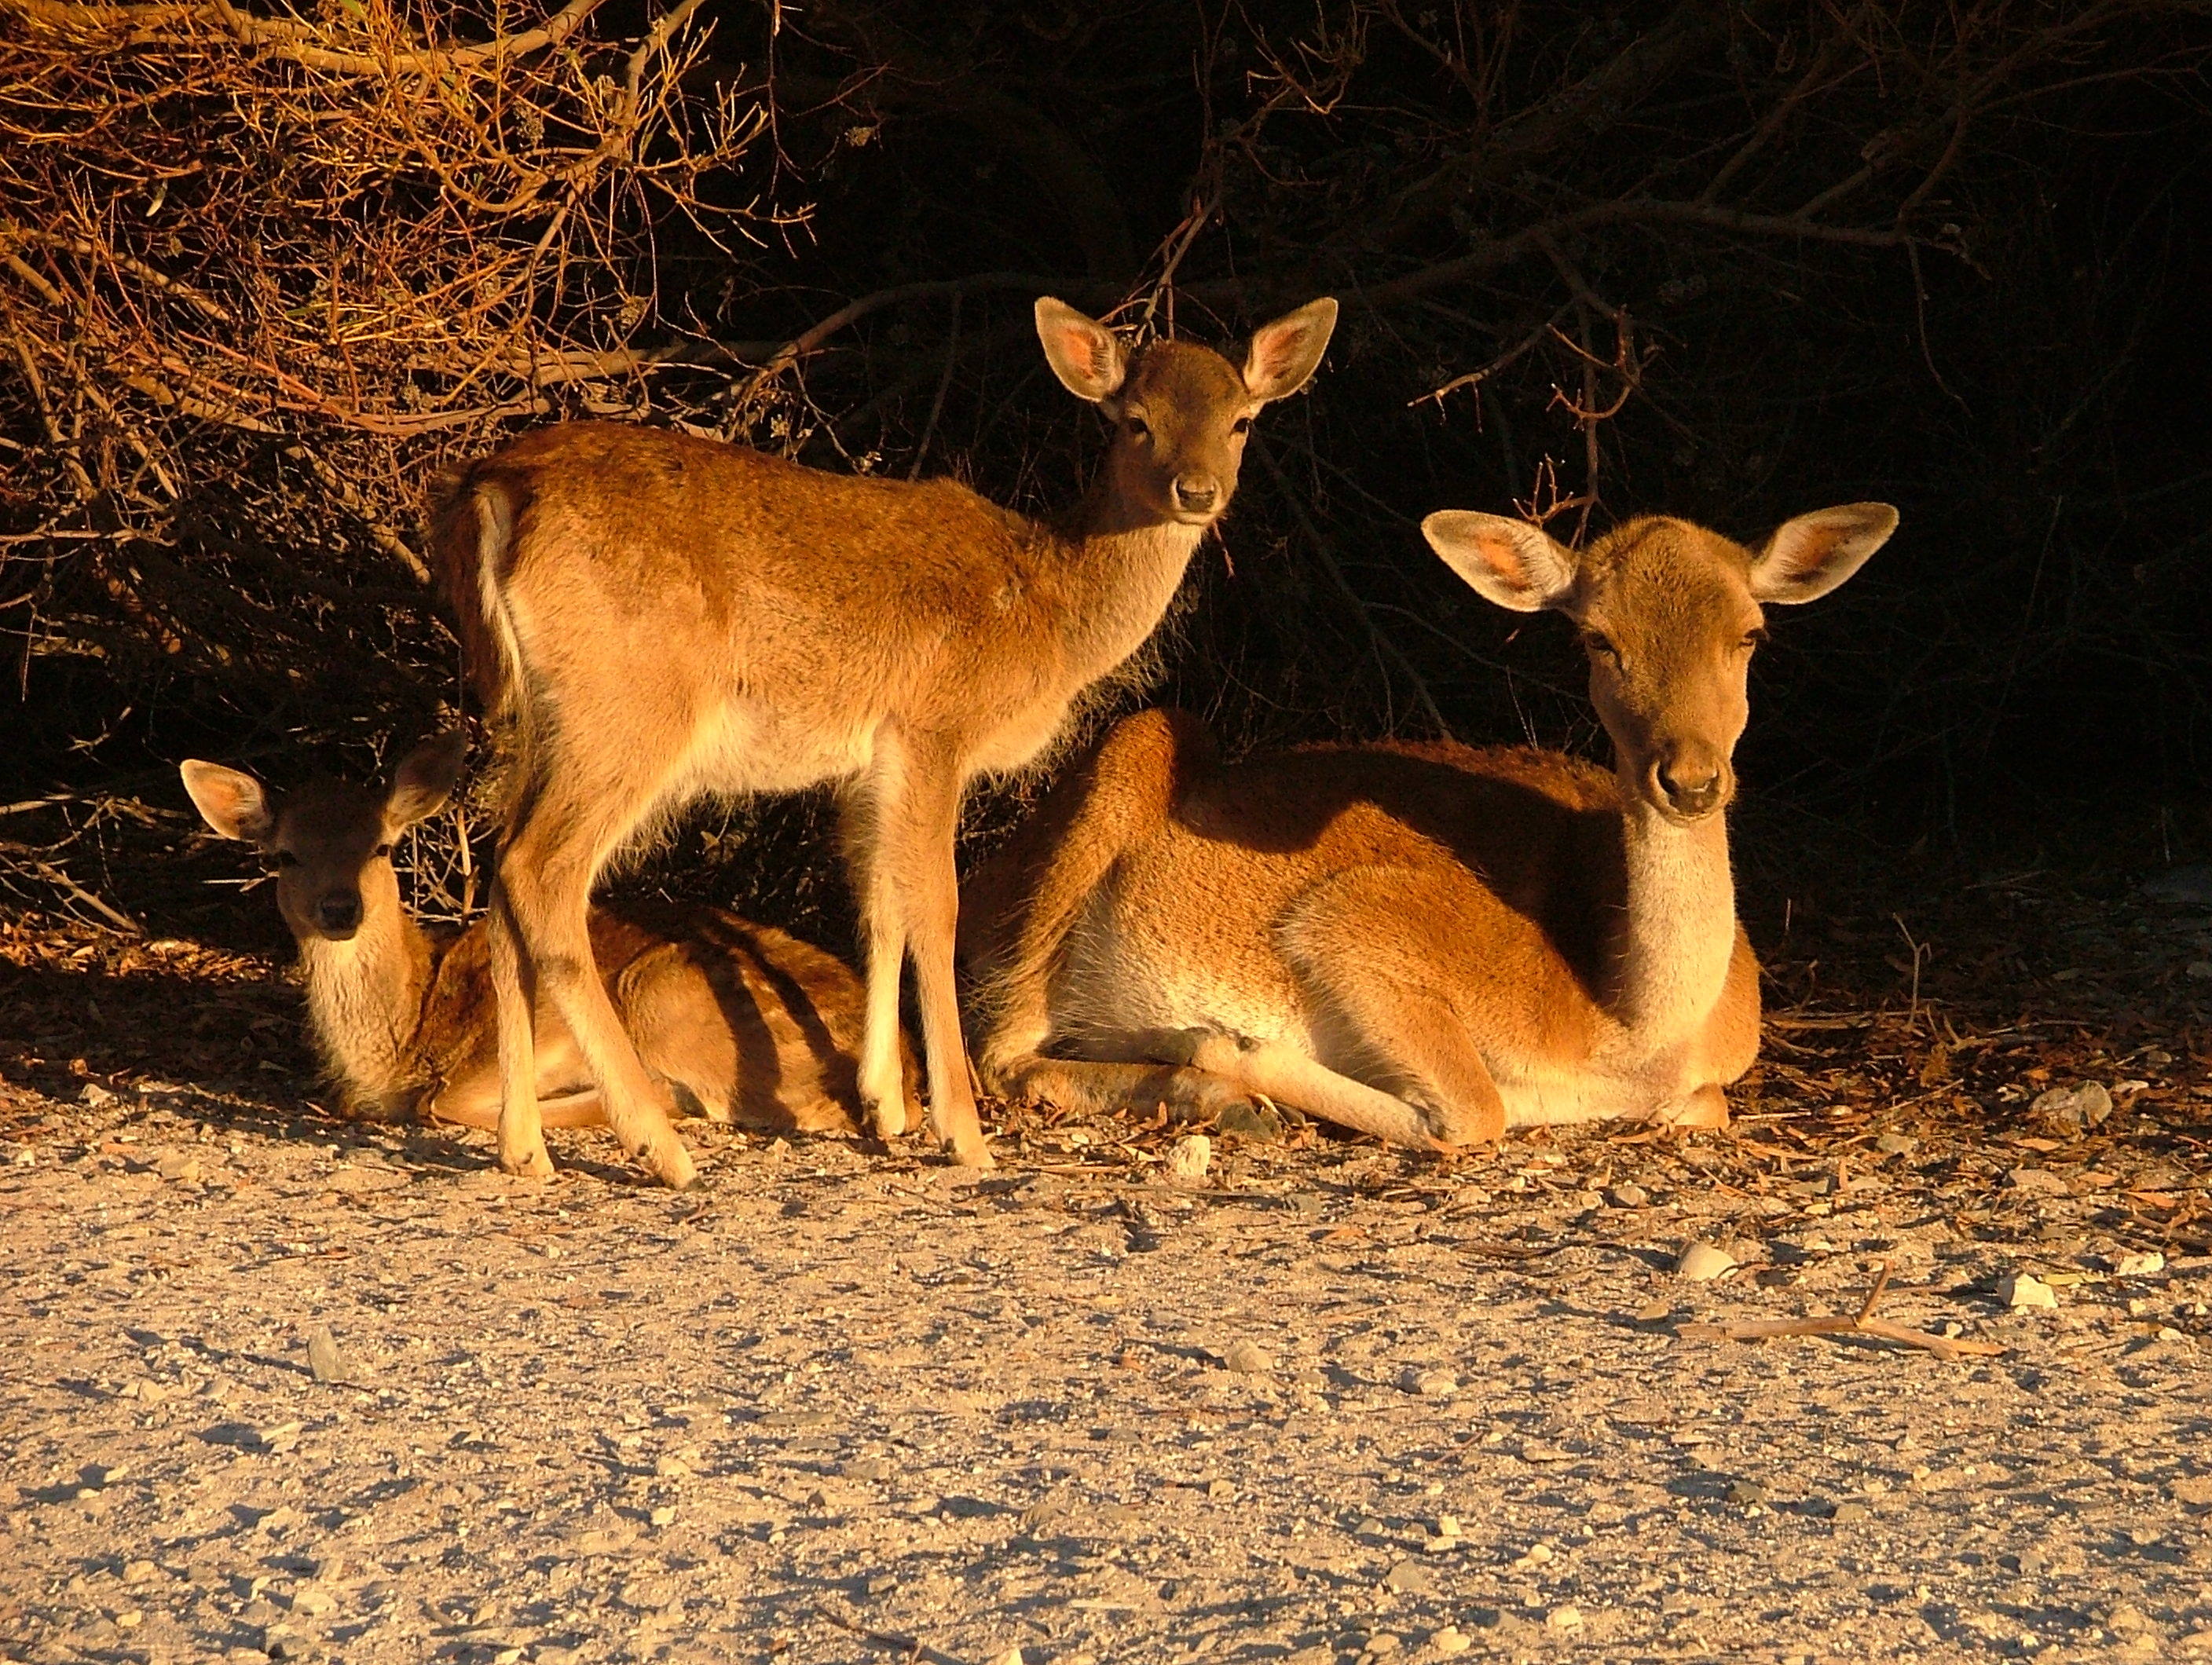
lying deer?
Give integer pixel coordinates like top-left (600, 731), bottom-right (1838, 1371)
top-left (180, 734), bottom-right (914, 1140)
top-left (431, 295), bottom-right (1339, 1184)
top-left (960, 503), bottom-right (1899, 1145)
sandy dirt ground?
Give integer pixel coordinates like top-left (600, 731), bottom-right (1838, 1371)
top-left (5, 1065), bottom-right (2211, 1665)
top-left (5, 859), bottom-right (2212, 1665)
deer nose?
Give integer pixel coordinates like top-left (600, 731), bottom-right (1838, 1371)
top-left (1653, 747), bottom-right (1728, 820)
top-left (1173, 474), bottom-right (1219, 515)
top-left (316, 894), bottom-right (362, 936)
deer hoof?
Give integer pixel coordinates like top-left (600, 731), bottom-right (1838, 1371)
top-left (643, 1137), bottom-right (698, 1190)
top-left (867, 1096), bottom-right (915, 1141)
top-left (947, 1133), bottom-right (995, 1170)
top-left (500, 1145), bottom-right (555, 1181)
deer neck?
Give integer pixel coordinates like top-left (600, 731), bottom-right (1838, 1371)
top-left (1610, 790), bottom-right (1738, 1040)
top-left (1050, 487), bottom-right (1208, 681)
top-left (295, 869), bottom-right (432, 1111)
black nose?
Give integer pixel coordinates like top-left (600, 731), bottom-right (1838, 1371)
top-left (317, 895), bottom-right (362, 935)
top-left (1174, 474), bottom-right (1219, 514)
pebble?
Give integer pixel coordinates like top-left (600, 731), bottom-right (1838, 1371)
top-left (1410, 1369), bottom-right (1458, 1398)
top-left (1876, 1132), bottom-right (1920, 1155)
top-left (1635, 1298), bottom-right (1674, 1322)
top-left (287, 1587), bottom-right (335, 1616)
top-left (1166, 1135), bottom-right (1211, 1180)
top-left (1608, 1183), bottom-right (1649, 1209)
top-left (1831, 1501), bottom-right (1870, 1523)
top-left (121, 1561), bottom-right (160, 1586)
top-left (1224, 1338), bottom-right (1273, 1375)
top-left (1382, 1558), bottom-right (1435, 1594)
top-left (1726, 1479), bottom-right (1767, 1506)
top-left (306, 1327), bottom-right (351, 1386)
top-left (2116, 1251), bottom-right (2166, 1277)
top-left (984, 1651), bottom-right (1026, 1665)
top-left (1430, 1627), bottom-right (1471, 1656)
top-left (2030, 1081), bottom-right (2111, 1132)
top-left (2005, 1166), bottom-right (2070, 1195)
top-left (648, 1506), bottom-right (676, 1527)
top-left (1545, 1605), bottom-right (1584, 1631)
top-left (2001, 1272), bottom-right (2060, 1310)
top-left (1359, 1631), bottom-right (1401, 1656)
top-left (1675, 1242), bottom-right (1737, 1281)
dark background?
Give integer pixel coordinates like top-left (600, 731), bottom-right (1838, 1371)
top-left (5, 0), bottom-right (2211, 951)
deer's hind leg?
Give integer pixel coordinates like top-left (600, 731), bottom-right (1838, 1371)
top-left (1252, 866), bottom-right (1511, 1149)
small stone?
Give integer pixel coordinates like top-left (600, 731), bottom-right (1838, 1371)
top-left (81, 1081), bottom-right (116, 1107)
top-left (1608, 1183), bottom-right (1649, 1208)
top-left (2005, 1166), bottom-right (2070, 1195)
top-left (1166, 1134), bottom-right (1212, 1180)
top-left (1831, 1501), bottom-right (1870, 1522)
top-left (305, 1328), bottom-right (350, 1386)
top-left (648, 1506), bottom-right (676, 1527)
top-left (1875, 1132), bottom-right (1919, 1155)
top-left (2030, 1081), bottom-right (2112, 1132)
top-left (1361, 1632), bottom-right (1401, 1656)
top-left (1384, 1560), bottom-right (1437, 1595)
top-left (983, 1651), bottom-right (1026, 1665)
top-left (1545, 1606), bottom-right (1584, 1631)
top-left (2117, 1251), bottom-right (2166, 1277)
top-left (1411, 1369), bottom-right (1458, 1398)
top-left (121, 1561), bottom-right (161, 1586)
top-left (2170, 1476), bottom-right (2212, 1506)
top-left (1431, 1627), bottom-right (1471, 1656)
top-left (654, 1455), bottom-right (692, 1478)
top-left (154, 1150), bottom-right (202, 1184)
top-left (843, 1457), bottom-right (888, 1482)
top-left (1635, 1298), bottom-right (1674, 1323)
top-left (1435, 1514), bottom-right (1461, 1538)
top-left (1725, 1479), bottom-right (1767, 1506)
top-left (2000, 1272), bottom-right (2060, 1310)
top-left (1223, 1338), bottom-right (1273, 1375)
top-left (287, 1588), bottom-right (335, 1616)
top-left (1675, 1242), bottom-right (1737, 1281)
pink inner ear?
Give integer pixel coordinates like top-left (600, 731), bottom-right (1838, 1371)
top-left (1055, 324), bottom-right (1110, 383)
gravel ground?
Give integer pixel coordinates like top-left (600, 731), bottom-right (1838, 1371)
top-left (5, 1076), bottom-right (2211, 1665)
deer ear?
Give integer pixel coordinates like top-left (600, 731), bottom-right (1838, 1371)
top-left (1750, 503), bottom-right (1898, 603)
top-left (1422, 511), bottom-right (1578, 613)
top-left (1035, 298), bottom-right (1127, 403)
top-left (1243, 298), bottom-right (1339, 402)
top-left (181, 760), bottom-right (276, 846)
top-left (386, 732), bottom-right (467, 830)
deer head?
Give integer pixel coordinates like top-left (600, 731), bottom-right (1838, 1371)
top-left (1035, 296), bottom-right (1339, 529)
top-left (181, 732), bottom-right (468, 942)
top-left (1423, 505), bottom-right (1899, 823)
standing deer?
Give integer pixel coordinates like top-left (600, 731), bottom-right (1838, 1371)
top-left (181, 734), bottom-right (915, 1140)
top-left (432, 296), bottom-right (1339, 1183)
top-left (959, 503), bottom-right (1898, 1145)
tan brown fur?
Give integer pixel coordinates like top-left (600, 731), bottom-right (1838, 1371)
top-left (430, 296), bottom-right (1338, 1184)
top-left (961, 504), bottom-right (1899, 1148)
top-left (180, 738), bottom-right (914, 1145)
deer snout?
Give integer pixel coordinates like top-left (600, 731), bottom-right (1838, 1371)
top-left (1172, 473), bottom-right (1221, 518)
top-left (314, 892), bottom-right (364, 938)
top-left (1650, 744), bottom-right (1730, 822)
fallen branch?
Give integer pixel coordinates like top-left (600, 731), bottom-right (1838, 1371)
top-left (1675, 1262), bottom-right (2007, 1362)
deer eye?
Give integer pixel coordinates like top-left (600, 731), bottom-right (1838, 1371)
top-left (1231, 415), bottom-right (1252, 435)
top-left (1741, 628), bottom-right (1767, 651)
top-left (372, 843), bottom-right (394, 859)
top-left (1581, 631), bottom-right (1621, 661)
top-left (1125, 414), bottom-right (1151, 439)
